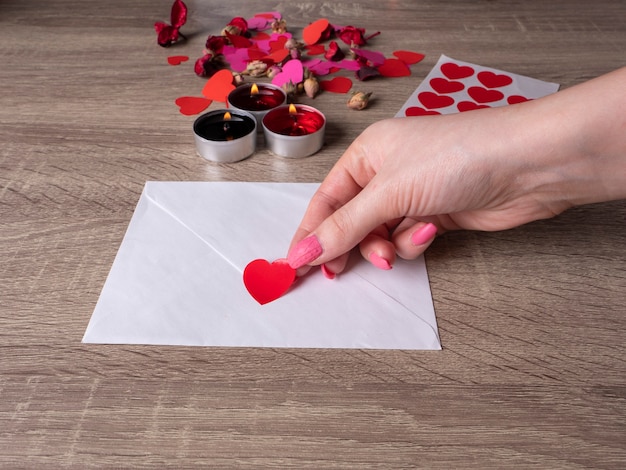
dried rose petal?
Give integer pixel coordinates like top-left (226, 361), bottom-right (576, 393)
top-left (355, 65), bottom-right (380, 81)
top-left (194, 54), bottom-right (227, 78)
top-left (224, 17), bottom-right (248, 36)
top-left (324, 41), bottom-right (344, 61)
top-left (205, 35), bottom-right (226, 55)
top-left (337, 25), bottom-right (380, 47)
top-left (154, 0), bottom-right (188, 47)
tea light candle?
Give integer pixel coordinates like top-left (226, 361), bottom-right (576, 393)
top-left (262, 104), bottom-right (326, 158)
top-left (193, 109), bottom-right (257, 163)
top-left (227, 83), bottom-right (287, 128)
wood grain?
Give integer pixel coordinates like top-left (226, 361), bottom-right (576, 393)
top-left (1, 0), bottom-right (625, 467)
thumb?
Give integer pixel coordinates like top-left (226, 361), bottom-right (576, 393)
top-left (287, 183), bottom-right (395, 269)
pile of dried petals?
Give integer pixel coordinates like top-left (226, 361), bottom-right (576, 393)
top-left (156, 2), bottom-right (424, 111)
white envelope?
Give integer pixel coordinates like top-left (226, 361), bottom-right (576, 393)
top-left (83, 182), bottom-right (441, 349)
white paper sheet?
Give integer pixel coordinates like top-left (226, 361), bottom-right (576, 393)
top-left (83, 182), bottom-right (441, 349)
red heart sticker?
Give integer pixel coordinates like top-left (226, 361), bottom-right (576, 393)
top-left (319, 76), bottom-right (353, 93)
top-left (457, 101), bottom-right (490, 112)
top-left (507, 95), bottom-right (530, 104)
top-left (175, 96), bottom-right (211, 115)
top-left (202, 69), bottom-right (236, 103)
top-left (303, 18), bottom-right (330, 45)
top-left (167, 55), bottom-right (189, 66)
top-left (418, 91), bottom-right (454, 109)
top-left (477, 71), bottom-right (513, 88)
top-left (378, 58), bottom-right (411, 77)
top-left (429, 77), bottom-right (464, 94)
top-left (405, 106), bottom-right (441, 116)
top-left (243, 259), bottom-right (296, 305)
top-left (468, 86), bottom-right (504, 104)
top-left (440, 62), bottom-right (475, 80)
top-left (392, 50), bottom-right (425, 65)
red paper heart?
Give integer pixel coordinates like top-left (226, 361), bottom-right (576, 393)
top-left (468, 86), bottom-right (504, 104)
top-left (269, 36), bottom-right (288, 52)
top-left (392, 50), bottom-right (425, 65)
top-left (264, 48), bottom-right (289, 64)
top-left (440, 62), bottom-right (474, 80)
top-left (303, 18), bottom-right (330, 45)
top-left (378, 58), bottom-right (411, 77)
top-left (243, 259), bottom-right (296, 305)
top-left (175, 96), bottom-right (211, 115)
top-left (405, 106), bottom-right (441, 116)
top-left (418, 91), bottom-right (454, 109)
top-left (477, 71), bottom-right (513, 88)
top-left (167, 55), bottom-right (189, 66)
top-left (252, 31), bottom-right (271, 41)
top-left (457, 101), bottom-right (490, 112)
top-left (202, 69), bottom-right (236, 103)
top-left (507, 95), bottom-right (530, 104)
top-left (430, 77), bottom-right (464, 94)
top-left (225, 30), bottom-right (253, 48)
top-left (319, 76), bottom-right (353, 93)
top-left (306, 44), bottom-right (326, 55)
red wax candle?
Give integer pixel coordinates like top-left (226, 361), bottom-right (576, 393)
top-left (262, 104), bottom-right (326, 158)
top-left (263, 104), bottom-right (325, 136)
top-left (228, 83), bottom-right (286, 112)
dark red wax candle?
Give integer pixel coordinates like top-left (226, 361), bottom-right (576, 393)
top-left (228, 83), bottom-right (286, 112)
top-left (193, 111), bottom-right (255, 141)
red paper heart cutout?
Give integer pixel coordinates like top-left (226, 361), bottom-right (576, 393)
top-left (405, 106), bottom-right (441, 116)
top-left (457, 101), bottom-right (490, 112)
top-left (269, 36), bottom-right (288, 52)
top-left (306, 44), bottom-right (326, 55)
top-left (319, 76), bottom-right (353, 93)
top-left (507, 95), bottom-right (531, 104)
top-left (378, 58), bottom-right (411, 77)
top-left (392, 50), bottom-right (425, 65)
top-left (252, 31), bottom-right (271, 41)
top-left (418, 91), bottom-right (454, 109)
top-left (303, 18), bottom-right (330, 45)
top-left (430, 77), bottom-right (464, 94)
top-left (225, 30), bottom-right (253, 48)
top-left (243, 259), bottom-right (296, 305)
top-left (167, 55), bottom-right (189, 66)
top-left (477, 71), bottom-right (513, 88)
top-left (440, 62), bottom-right (474, 80)
top-left (175, 96), bottom-right (211, 115)
top-left (468, 86), bottom-right (504, 104)
top-left (247, 45), bottom-right (267, 61)
top-left (264, 48), bottom-right (289, 64)
top-left (202, 69), bottom-right (235, 103)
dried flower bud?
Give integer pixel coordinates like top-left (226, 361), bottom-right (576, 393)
top-left (221, 17), bottom-right (248, 36)
top-left (304, 77), bottom-right (320, 98)
top-left (284, 38), bottom-right (301, 50)
top-left (245, 60), bottom-right (268, 77)
top-left (271, 19), bottom-right (288, 34)
top-left (347, 91), bottom-right (372, 110)
top-left (233, 73), bottom-right (245, 85)
top-left (290, 48), bottom-right (301, 60)
top-left (282, 81), bottom-right (297, 96)
top-left (266, 65), bottom-right (281, 79)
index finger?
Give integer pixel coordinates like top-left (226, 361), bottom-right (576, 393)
top-left (288, 136), bottom-right (376, 250)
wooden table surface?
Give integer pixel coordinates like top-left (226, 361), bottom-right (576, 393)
top-left (2, 0), bottom-right (625, 468)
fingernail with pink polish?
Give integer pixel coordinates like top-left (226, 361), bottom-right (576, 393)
top-left (370, 252), bottom-right (392, 270)
top-left (287, 235), bottom-right (323, 269)
top-left (411, 223), bottom-right (437, 246)
top-left (321, 264), bottom-right (336, 280)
